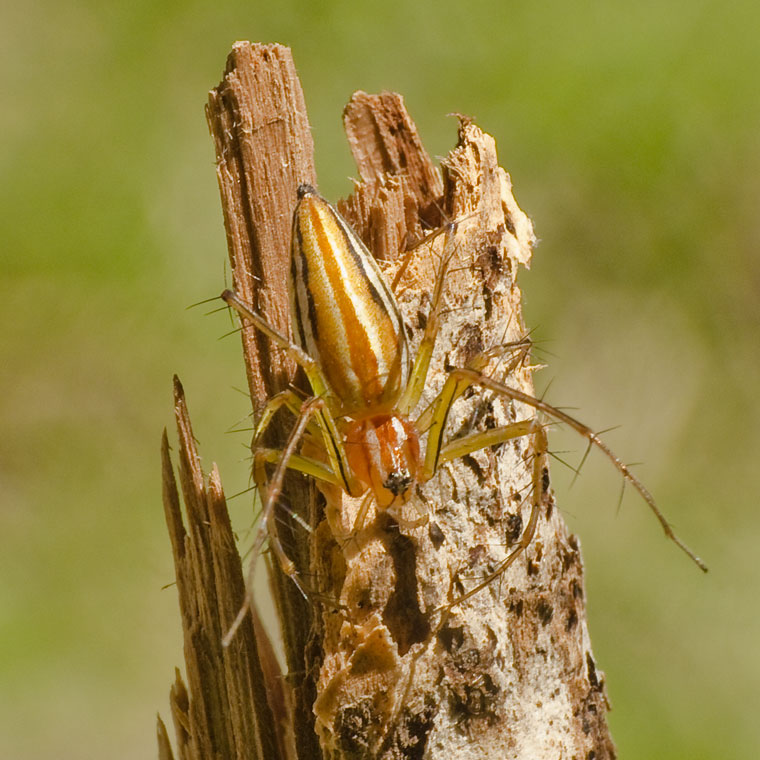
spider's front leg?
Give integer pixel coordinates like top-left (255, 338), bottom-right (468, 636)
top-left (222, 288), bottom-right (362, 498)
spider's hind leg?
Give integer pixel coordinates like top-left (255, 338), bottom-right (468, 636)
top-left (441, 423), bottom-right (551, 614)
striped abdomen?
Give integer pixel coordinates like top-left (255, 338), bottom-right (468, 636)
top-left (289, 185), bottom-right (410, 419)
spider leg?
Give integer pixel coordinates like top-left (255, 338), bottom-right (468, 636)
top-left (346, 491), bottom-right (375, 536)
top-left (222, 289), bottom-right (363, 497)
top-left (441, 424), bottom-right (550, 613)
top-left (328, 491), bottom-right (377, 560)
top-left (436, 418), bottom-right (538, 465)
top-left (397, 222), bottom-right (459, 416)
top-left (222, 290), bottom-right (332, 415)
top-left (425, 365), bottom-right (707, 571)
top-left (390, 212), bottom-right (463, 294)
top-left (224, 396), bottom-right (345, 646)
top-left (415, 339), bottom-right (533, 434)
top-left (252, 448), bottom-right (342, 486)
top-left (386, 497), bottom-right (429, 530)
top-left (250, 389), bottom-right (307, 445)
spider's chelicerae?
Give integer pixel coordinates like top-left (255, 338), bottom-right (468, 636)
top-left (221, 184), bottom-right (705, 644)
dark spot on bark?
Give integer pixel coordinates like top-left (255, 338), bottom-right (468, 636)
top-left (482, 287), bottom-right (493, 320)
top-left (462, 453), bottom-right (485, 484)
top-left (506, 512), bottom-right (523, 544)
top-left (586, 652), bottom-right (599, 688)
top-left (381, 521), bottom-right (430, 654)
top-left (428, 520), bottom-right (445, 548)
top-left (468, 544), bottom-right (487, 567)
top-left (448, 673), bottom-right (500, 730)
top-left (484, 408), bottom-right (497, 432)
top-left (449, 639), bottom-right (483, 673)
top-left (438, 625), bottom-right (464, 653)
top-left (509, 598), bottom-right (524, 617)
top-left (566, 608), bottom-right (578, 631)
top-left (334, 698), bottom-right (374, 756)
top-left (572, 580), bottom-right (584, 600)
top-left (476, 237), bottom-right (505, 291)
top-left (386, 699), bottom-right (437, 759)
top-left (536, 599), bottom-right (554, 625)
top-left (542, 466), bottom-right (551, 494)
top-left (354, 588), bottom-right (370, 610)
top-left (461, 328), bottom-right (485, 366)
top-left (397, 145), bottom-right (408, 171)
top-left (440, 631), bottom-right (505, 742)
top-left (562, 546), bottom-right (577, 572)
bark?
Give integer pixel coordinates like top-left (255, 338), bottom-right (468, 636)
top-left (159, 42), bottom-right (615, 759)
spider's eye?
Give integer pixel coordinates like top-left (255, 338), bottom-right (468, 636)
top-left (384, 469), bottom-right (413, 497)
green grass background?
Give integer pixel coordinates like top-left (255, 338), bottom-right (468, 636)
top-left (2, 0), bottom-right (758, 757)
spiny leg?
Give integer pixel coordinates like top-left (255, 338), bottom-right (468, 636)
top-left (397, 222), bottom-right (459, 416)
top-left (222, 289), bottom-right (363, 498)
top-left (390, 215), bottom-right (460, 294)
top-left (252, 447), bottom-right (342, 487)
top-left (223, 396), bottom-right (338, 646)
top-left (349, 491), bottom-right (376, 537)
top-left (222, 289), bottom-right (320, 385)
top-left (415, 339), bottom-right (532, 435)
top-left (249, 389), bottom-right (344, 488)
top-left (441, 424), bottom-right (550, 613)
top-left (386, 497), bottom-right (429, 530)
top-left (426, 365), bottom-right (707, 571)
top-left (244, 384), bottom-right (353, 585)
top-left (328, 491), bottom-right (376, 562)
top-left (250, 388), bottom-right (308, 446)
top-left (378, 425), bottom-right (549, 754)
top-left (397, 216), bottom-right (532, 420)
top-left (436, 418), bottom-right (538, 465)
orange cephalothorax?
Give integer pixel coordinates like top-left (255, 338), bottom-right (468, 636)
top-left (344, 415), bottom-right (421, 508)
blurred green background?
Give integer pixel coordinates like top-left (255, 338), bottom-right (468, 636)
top-left (2, 0), bottom-right (758, 757)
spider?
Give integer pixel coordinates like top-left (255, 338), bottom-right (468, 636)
top-left (220, 184), bottom-right (705, 644)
